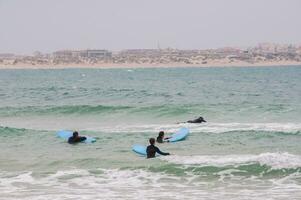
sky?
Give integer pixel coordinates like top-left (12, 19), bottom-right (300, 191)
top-left (0, 0), bottom-right (301, 54)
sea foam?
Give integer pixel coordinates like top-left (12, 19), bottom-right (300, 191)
top-left (1, 167), bottom-right (301, 200)
top-left (161, 152), bottom-right (301, 169)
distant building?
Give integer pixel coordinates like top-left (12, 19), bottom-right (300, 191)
top-left (85, 50), bottom-right (112, 58)
top-left (53, 50), bottom-right (74, 59)
top-left (52, 49), bottom-right (112, 61)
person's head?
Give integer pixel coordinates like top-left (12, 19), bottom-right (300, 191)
top-left (73, 131), bottom-right (79, 137)
top-left (158, 131), bottom-right (164, 138)
top-left (199, 116), bottom-right (206, 122)
top-left (149, 138), bottom-right (155, 145)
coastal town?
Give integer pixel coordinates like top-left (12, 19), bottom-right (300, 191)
top-left (1, 43), bottom-right (301, 68)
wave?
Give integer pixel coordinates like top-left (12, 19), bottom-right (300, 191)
top-left (161, 152), bottom-right (301, 169)
top-left (83, 122), bottom-right (301, 135)
top-left (0, 103), bottom-right (264, 117)
top-left (0, 105), bottom-right (132, 116)
top-left (178, 122), bottom-right (301, 134)
top-left (0, 104), bottom-right (191, 116)
top-left (0, 126), bottom-right (28, 135)
top-left (0, 169), bottom-right (189, 200)
top-left (1, 167), bottom-right (301, 200)
top-left (1, 122), bottom-right (301, 135)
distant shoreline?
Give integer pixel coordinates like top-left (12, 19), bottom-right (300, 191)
top-left (0, 61), bottom-right (301, 69)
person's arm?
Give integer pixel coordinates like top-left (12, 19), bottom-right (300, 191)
top-left (78, 136), bottom-right (87, 142)
top-left (68, 137), bottom-right (74, 144)
top-left (155, 146), bottom-right (170, 156)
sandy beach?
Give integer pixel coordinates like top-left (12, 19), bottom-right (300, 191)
top-left (1, 60), bottom-right (301, 69)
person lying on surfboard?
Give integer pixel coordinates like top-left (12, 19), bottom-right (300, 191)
top-left (146, 138), bottom-right (170, 158)
top-left (68, 131), bottom-right (87, 144)
top-left (177, 116), bottom-right (206, 124)
top-left (187, 116), bottom-right (206, 123)
top-left (156, 131), bottom-right (171, 143)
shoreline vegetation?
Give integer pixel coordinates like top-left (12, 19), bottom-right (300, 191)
top-left (1, 43), bottom-right (301, 69)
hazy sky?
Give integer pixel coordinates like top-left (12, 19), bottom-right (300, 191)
top-left (0, 0), bottom-right (301, 54)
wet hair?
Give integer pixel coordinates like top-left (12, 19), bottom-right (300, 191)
top-left (73, 131), bottom-right (79, 137)
top-left (149, 138), bottom-right (155, 145)
top-left (158, 131), bottom-right (164, 138)
top-left (199, 116), bottom-right (206, 122)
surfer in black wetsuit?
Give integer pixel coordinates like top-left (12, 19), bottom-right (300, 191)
top-left (187, 116), bottom-right (206, 123)
top-left (156, 131), bottom-right (171, 143)
top-left (146, 138), bottom-right (170, 158)
top-left (68, 131), bottom-right (87, 144)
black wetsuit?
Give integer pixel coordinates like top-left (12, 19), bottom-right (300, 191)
top-left (68, 136), bottom-right (87, 144)
top-left (187, 117), bottom-right (206, 123)
top-left (156, 136), bottom-right (164, 143)
top-left (146, 144), bottom-right (170, 158)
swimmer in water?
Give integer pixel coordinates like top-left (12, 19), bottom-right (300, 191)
top-left (68, 131), bottom-right (87, 144)
top-left (146, 138), bottom-right (170, 158)
top-left (156, 131), bottom-right (171, 143)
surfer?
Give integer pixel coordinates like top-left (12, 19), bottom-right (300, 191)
top-left (156, 131), bottom-right (171, 143)
top-left (68, 131), bottom-right (87, 144)
top-left (146, 138), bottom-right (170, 158)
top-left (187, 116), bottom-right (206, 123)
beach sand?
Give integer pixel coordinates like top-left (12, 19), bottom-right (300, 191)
top-left (0, 60), bottom-right (300, 69)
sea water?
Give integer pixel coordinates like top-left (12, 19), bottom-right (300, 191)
top-left (0, 66), bottom-right (301, 199)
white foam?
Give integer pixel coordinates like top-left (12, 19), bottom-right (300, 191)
top-left (196, 122), bottom-right (301, 134)
top-left (0, 168), bottom-right (301, 200)
top-left (161, 152), bottom-right (301, 169)
top-left (85, 122), bottom-right (301, 134)
top-left (1, 119), bottom-right (301, 134)
top-left (0, 169), bottom-right (195, 200)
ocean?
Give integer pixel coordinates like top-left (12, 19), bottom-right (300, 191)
top-left (0, 66), bottom-right (301, 199)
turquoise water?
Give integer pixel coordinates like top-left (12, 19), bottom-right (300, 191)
top-left (0, 66), bottom-right (301, 199)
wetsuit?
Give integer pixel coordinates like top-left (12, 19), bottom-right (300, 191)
top-left (187, 117), bottom-right (206, 123)
top-left (68, 136), bottom-right (87, 144)
top-left (157, 136), bottom-right (170, 143)
top-left (156, 136), bottom-right (163, 143)
top-left (146, 144), bottom-right (170, 158)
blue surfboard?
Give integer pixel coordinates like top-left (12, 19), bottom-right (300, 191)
top-left (168, 127), bottom-right (189, 142)
top-left (132, 144), bottom-right (162, 157)
top-left (132, 144), bottom-right (147, 155)
top-left (57, 130), bottom-right (96, 144)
